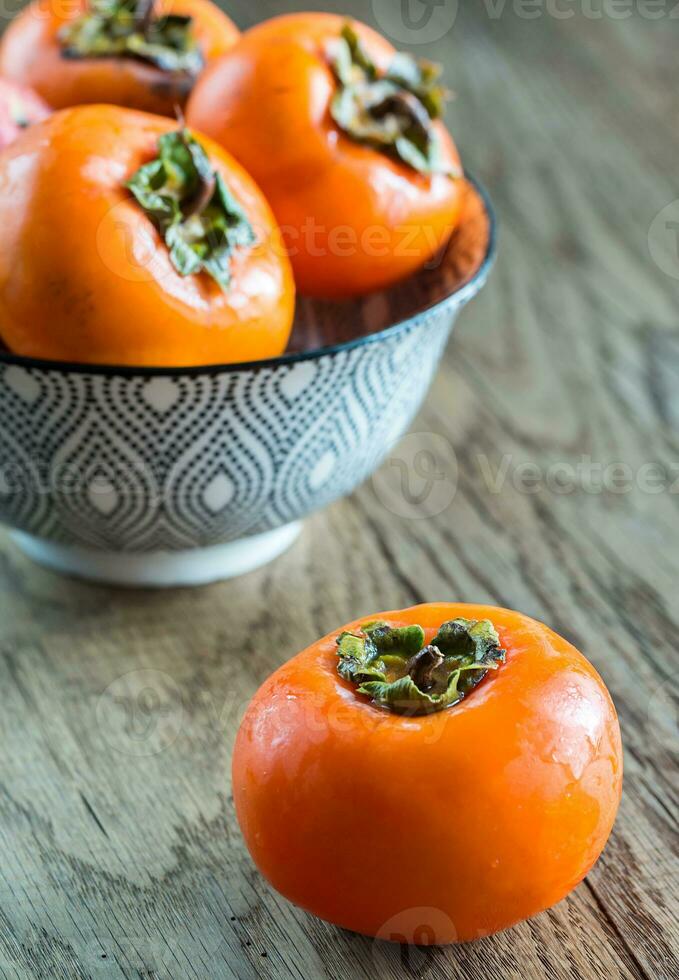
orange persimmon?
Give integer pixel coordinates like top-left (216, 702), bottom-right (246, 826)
top-left (0, 105), bottom-right (295, 367)
top-left (233, 603), bottom-right (623, 943)
top-left (187, 13), bottom-right (464, 298)
top-left (0, 0), bottom-right (240, 116)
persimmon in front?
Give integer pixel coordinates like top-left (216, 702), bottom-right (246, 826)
top-left (0, 106), bottom-right (295, 367)
top-left (233, 603), bottom-right (623, 943)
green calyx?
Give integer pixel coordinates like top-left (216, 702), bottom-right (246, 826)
top-left (328, 22), bottom-right (459, 178)
top-left (336, 618), bottom-right (505, 715)
top-left (59, 0), bottom-right (203, 77)
top-left (126, 128), bottom-right (256, 290)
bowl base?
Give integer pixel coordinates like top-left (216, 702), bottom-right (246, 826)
top-left (10, 523), bottom-right (302, 588)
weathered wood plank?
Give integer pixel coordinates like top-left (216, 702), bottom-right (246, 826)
top-left (0, 1), bottom-right (677, 978)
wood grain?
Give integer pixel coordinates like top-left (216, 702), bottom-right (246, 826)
top-left (0, 2), bottom-right (677, 978)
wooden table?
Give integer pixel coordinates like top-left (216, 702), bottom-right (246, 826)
top-left (0, 2), bottom-right (677, 978)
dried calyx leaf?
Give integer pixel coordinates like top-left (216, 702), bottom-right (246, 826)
top-left (336, 618), bottom-right (505, 715)
top-left (126, 128), bottom-right (256, 290)
top-left (59, 0), bottom-right (204, 77)
top-left (327, 22), bottom-right (459, 178)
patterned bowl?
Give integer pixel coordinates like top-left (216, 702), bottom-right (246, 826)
top-left (0, 176), bottom-right (495, 586)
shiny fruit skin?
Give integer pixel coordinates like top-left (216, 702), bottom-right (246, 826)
top-left (0, 105), bottom-right (295, 368)
top-left (0, 0), bottom-right (240, 116)
top-left (187, 13), bottom-right (463, 299)
top-left (0, 78), bottom-right (51, 149)
top-left (233, 603), bottom-right (623, 943)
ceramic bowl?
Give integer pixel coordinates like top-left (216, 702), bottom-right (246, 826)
top-left (0, 176), bottom-right (496, 586)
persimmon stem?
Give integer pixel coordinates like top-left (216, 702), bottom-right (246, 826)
top-left (407, 645), bottom-right (444, 691)
top-left (182, 173), bottom-right (217, 219)
top-left (134, 0), bottom-right (155, 35)
top-left (371, 89), bottom-right (431, 145)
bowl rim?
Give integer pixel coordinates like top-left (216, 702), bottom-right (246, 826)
top-left (0, 172), bottom-right (497, 378)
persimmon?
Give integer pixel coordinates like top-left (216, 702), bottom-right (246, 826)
top-left (233, 603), bottom-right (623, 943)
top-left (0, 105), bottom-right (295, 367)
top-left (187, 13), bottom-right (464, 298)
top-left (0, 78), bottom-right (51, 149)
top-left (0, 0), bottom-right (240, 116)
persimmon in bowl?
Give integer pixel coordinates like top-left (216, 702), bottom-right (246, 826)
top-left (0, 105), bottom-right (295, 368)
top-left (233, 603), bottom-right (623, 943)
top-left (188, 13), bottom-right (465, 299)
top-left (0, 0), bottom-right (240, 116)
